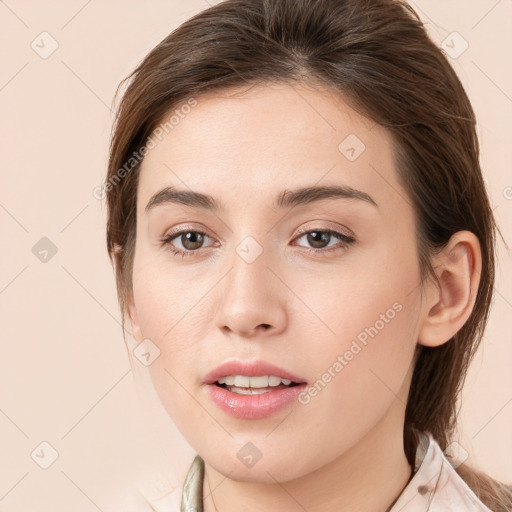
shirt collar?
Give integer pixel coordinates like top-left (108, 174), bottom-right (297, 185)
top-left (389, 431), bottom-right (490, 511)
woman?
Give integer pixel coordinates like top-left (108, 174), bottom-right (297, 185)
top-left (104, 0), bottom-right (512, 510)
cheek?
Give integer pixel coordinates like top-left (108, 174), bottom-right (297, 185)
top-left (131, 250), bottom-right (206, 347)
top-left (297, 257), bottom-right (421, 435)
top-left (131, 259), bottom-right (213, 425)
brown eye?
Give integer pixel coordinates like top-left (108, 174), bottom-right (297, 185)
top-left (161, 229), bottom-right (214, 257)
top-left (305, 231), bottom-right (332, 249)
top-left (179, 231), bottom-right (205, 250)
top-left (294, 229), bottom-right (355, 254)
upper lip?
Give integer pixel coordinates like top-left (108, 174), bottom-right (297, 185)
top-left (203, 359), bottom-right (308, 385)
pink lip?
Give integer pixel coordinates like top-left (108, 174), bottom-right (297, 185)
top-left (203, 359), bottom-right (308, 420)
top-left (202, 359), bottom-right (307, 385)
top-left (205, 383), bottom-right (308, 419)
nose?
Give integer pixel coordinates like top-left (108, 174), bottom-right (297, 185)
top-left (214, 246), bottom-right (287, 339)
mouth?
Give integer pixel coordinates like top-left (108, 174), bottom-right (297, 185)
top-left (203, 360), bottom-right (308, 419)
top-left (213, 375), bottom-right (301, 395)
top-left (203, 359), bottom-right (307, 388)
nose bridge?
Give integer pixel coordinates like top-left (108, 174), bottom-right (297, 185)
top-left (215, 229), bottom-right (287, 336)
top-left (224, 208), bottom-right (276, 284)
top-left (227, 233), bottom-right (274, 305)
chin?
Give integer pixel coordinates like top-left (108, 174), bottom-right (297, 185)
top-left (200, 441), bottom-right (315, 484)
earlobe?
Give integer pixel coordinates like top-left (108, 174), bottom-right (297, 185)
top-left (418, 231), bottom-right (482, 348)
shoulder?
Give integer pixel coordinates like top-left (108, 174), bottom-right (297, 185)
top-left (106, 469), bottom-right (183, 512)
top-left (99, 484), bottom-right (181, 512)
top-left (133, 477), bottom-right (183, 512)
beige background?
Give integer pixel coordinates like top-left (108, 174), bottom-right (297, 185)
top-left (1, 1), bottom-right (511, 510)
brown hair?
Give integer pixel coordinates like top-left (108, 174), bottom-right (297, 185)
top-left (105, 0), bottom-right (511, 508)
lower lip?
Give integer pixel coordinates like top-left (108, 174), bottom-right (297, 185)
top-left (205, 383), bottom-right (308, 419)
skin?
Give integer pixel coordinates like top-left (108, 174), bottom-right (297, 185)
top-left (126, 82), bottom-right (482, 512)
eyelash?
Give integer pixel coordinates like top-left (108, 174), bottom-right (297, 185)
top-left (160, 227), bottom-right (355, 258)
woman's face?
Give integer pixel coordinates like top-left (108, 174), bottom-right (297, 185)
top-left (128, 82), bottom-right (427, 482)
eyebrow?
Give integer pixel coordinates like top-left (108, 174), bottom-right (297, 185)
top-left (144, 184), bottom-right (378, 214)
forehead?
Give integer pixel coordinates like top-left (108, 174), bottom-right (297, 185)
top-left (136, 82), bottom-right (406, 216)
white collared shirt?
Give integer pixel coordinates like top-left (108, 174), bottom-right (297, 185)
top-left (390, 431), bottom-right (491, 511)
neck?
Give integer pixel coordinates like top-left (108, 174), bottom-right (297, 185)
top-left (203, 400), bottom-right (413, 512)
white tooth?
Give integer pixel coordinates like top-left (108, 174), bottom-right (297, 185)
top-left (249, 376), bottom-right (269, 388)
top-left (219, 375), bottom-right (293, 388)
top-left (268, 376), bottom-right (282, 386)
top-left (234, 375), bottom-right (250, 387)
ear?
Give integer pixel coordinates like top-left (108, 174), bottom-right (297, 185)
top-left (127, 295), bottom-right (144, 343)
top-left (112, 244), bottom-right (144, 344)
top-left (418, 231), bottom-right (482, 348)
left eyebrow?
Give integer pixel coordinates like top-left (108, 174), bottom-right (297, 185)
top-left (144, 184), bottom-right (378, 214)
top-left (274, 184), bottom-right (378, 210)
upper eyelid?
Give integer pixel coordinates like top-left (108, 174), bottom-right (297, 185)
top-left (164, 219), bottom-right (353, 237)
top-left (164, 225), bottom-right (350, 239)
top-left (295, 225), bottom-right (353, 237)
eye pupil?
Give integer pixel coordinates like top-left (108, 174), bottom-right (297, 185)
top-left (307, 231), bottom-right (330, 249)
top-left (182, 232), bottom-right (204, 250)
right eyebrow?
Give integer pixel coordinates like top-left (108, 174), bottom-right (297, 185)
top-left (145, 187), bottom-right (223, 214)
